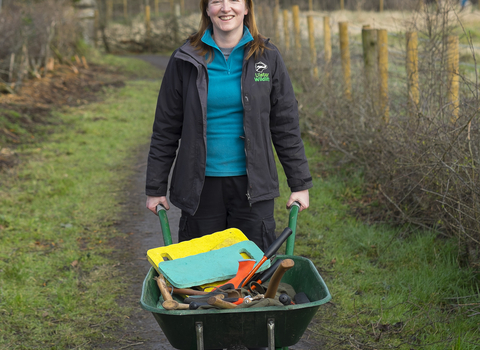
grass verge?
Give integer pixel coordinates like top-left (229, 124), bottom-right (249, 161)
top-left (0, 56), bottom-right (161, 349)
top-left (274, 142), bottom-right (480, 349)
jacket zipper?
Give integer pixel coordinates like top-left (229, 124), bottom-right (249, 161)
top-left (241, 57), bottom-right (252, 206)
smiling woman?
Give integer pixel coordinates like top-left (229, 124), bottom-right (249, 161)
top-left (206, 0), bottom-right (248, 47)
top-left (145, 1), bottom-right (313, 323)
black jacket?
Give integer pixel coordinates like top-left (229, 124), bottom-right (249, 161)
top-left (146, 39), bottom-right (313, 215)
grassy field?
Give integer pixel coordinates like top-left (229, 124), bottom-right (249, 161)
top-left (0, 57), bottom-right (162, 349)
top-left (0, 51), bottom-right (479, 349)
top-left (275, 143), bottom-right (480, 349)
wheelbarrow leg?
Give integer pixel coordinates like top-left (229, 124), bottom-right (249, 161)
top-left (267, 318), bottom-right (289, 350)
top-left (196, 322), bottom-right (204, 350)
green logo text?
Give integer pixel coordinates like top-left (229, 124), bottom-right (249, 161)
top-left (254, 73), bottom-right (270, 82)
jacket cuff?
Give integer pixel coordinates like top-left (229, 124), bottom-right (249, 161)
top-left (145, 184), bottom-right (167, 197)
top-left (288, 177), bottom-right (313, 192)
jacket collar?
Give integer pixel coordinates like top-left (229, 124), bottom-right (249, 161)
top-left (201, 26), bottom-right (253, 53)
top-left (176, 26), bottom-right (254, 66)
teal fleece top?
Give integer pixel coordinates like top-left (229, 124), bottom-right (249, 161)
top-left (201, 27), bottom-right (254, 177)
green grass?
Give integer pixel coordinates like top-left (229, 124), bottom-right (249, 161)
top-left (0, 56), bottom-right (161, 348)
top-left (89, 50), bottom-right (165, 80)
top-left (1, 52), bottom-right (479, 349)
top-left (274, 142), bottom-right (480, 349)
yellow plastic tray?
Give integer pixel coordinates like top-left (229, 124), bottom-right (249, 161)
top-left (147, 228), bottom-right (250, 274)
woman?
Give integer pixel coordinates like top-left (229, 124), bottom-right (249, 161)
top-left (145, 0), bottom-right (312, 252)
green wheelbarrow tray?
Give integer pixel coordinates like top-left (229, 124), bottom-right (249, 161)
top-left (140, 254), bottom-right (331, 350)
top-left (140, 203), bottom-right (332, 349)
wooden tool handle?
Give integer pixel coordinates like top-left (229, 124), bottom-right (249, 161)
top-left (162, 299), bottom-right (190, 310)
top-left (207, 296), bottom-right (237, 309)
top-left (154, 275), bottom-right (173, 301)
top-left (264, 259), bottom-right (294, 299)
top-left (167, 287), bottom-right (209, 296)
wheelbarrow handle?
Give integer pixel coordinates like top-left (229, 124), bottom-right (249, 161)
top-left (156, 205), bottom-right (173, 246)
top-left (285, 201), bottom-right (300, 256)
top-left (155, 200), bottom-right (300, 250)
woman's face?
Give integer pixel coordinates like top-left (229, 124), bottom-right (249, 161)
top-left (206, 0), bottom-right (248, 38)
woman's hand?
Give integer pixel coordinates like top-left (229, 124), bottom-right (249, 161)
top-left (286, 189), bottom-right (309, 212)
top-left (146, 195), bottom-right (170, 214)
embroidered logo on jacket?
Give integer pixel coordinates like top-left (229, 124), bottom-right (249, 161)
top-left (254, 61), bottom-right (270, 82)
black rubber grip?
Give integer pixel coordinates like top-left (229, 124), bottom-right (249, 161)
top-left (263, 227), bottom-right (293, 258)
top-left (279, 294), bottom-right (292, 305)
top-left (293, 292), bottom-right (311, 304)
top-left (255, 259), bottom-right (283, 283)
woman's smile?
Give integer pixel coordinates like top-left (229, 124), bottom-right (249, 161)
top-left (206, 0), bottom-right (248, 44)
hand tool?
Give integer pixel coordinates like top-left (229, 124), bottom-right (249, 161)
top-left (248, 259), bottom-right (283, 291)
top-left (213, 259), bottom-right (257, 290)
top-left (279, 294), bottom-right (294, 305)
top-left (264, 259), bottom-right (295, 299)
top-left (189, 301), bottom-right (202, 310)
top-left (154, 275), bottom-right (189, 310)
top-left (162, 299), bottom-right (190, 310)
top-left (189, 297), bottom-right (242, 309)
top-left (166, 286), bottom-right (227, 298)
top-left (207, 295), bottom-right (237, 309)
top-left (184, 295), bottom-right (225, 304)
top-left (240, 227), bottom-right (293, 288)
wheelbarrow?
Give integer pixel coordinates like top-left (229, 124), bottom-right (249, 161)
top-left (140, 203), bottom-right (332, 350)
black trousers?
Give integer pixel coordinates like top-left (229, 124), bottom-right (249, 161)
top-left (178, 176), bottom-right (276, 252)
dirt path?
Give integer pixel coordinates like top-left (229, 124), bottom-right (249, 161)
top-left (98, 55), bottom-right (321, 350)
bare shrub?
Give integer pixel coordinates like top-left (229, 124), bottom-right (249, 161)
top-left (292, 2), bottom-right (480, 262)
top-left (0, 0), bottom-right (81, 87)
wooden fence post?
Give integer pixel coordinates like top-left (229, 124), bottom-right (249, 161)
top-left (180, 0), bottom-right (185, 15)
top-left (362, 28), bottom-right (377, 88)
top-left (94, 9), bottom-right (99, 48)
top-left (292, 5), bottom-right (301, 59)
top-left (107, 0), bottom-right (113, 22)
top-left (406, 31), bottom-right (419, 114)
top-left (307, 16), bottom-right (318, 80)
top-left (155, 0), bottom-right (159, 16)
top-left (8, 53), bottom-right (15, 82)
top-left (308, 0), bottom-right (313, 11)
top-left (339, 22), bottom-right (351, 99)
top-left (340, 0), bottom-right (345, 10)
top-left (145, 4), bottom-right (151, 51)
top-left (447, 35), bottom-right (459, 122)
top-left (170, 0), bottom-right (174, 14)
top-left (324, 16), bottom-right (332, 81)
top-left (122, 0), bottom-right (127, 21)
top-left (377, 29), bottom-right (389, 122)
top-left (283, 10), bottom-right (290, 52)
top-left (273, 0), bottom-right (280, 44)
top-left (379, 0), bottom-right (384, 12)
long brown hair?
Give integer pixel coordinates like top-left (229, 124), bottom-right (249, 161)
top-left (188, 0), bottom-right (267, 61)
